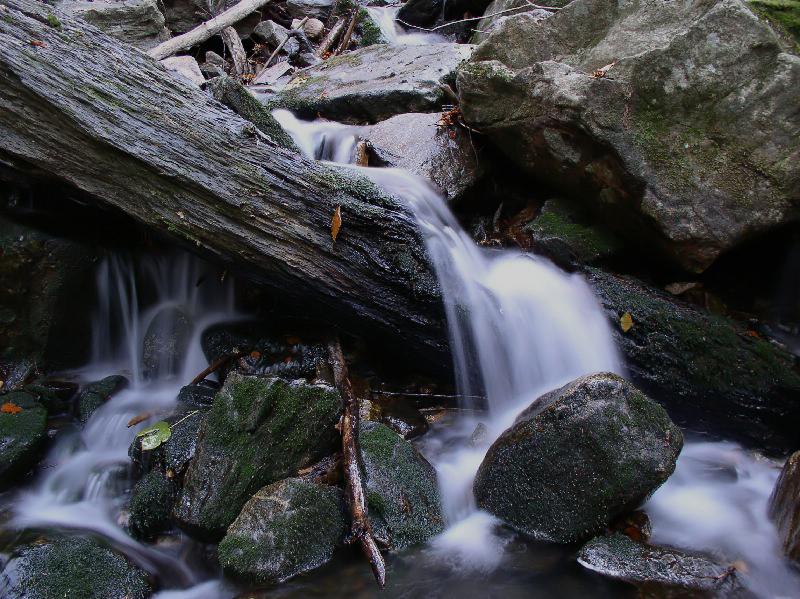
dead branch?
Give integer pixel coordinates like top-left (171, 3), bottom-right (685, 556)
top-left (316, 17), bottom-right (344, 57)
top-left (328, 339), bottom-right (386, 589)
top-left (355, 140), bottom-right (369, 166)
top-left (221, 26), bottom-right (251, 78)
top-left (189, 352), bottom-right (241, 385)
top-left (148, 0), bottom-right (273, 61)
top-left (396, 1), bottom-right (561, 33)
top-left (264, 16), bottom-right (308, 68)
top-left (335, 9), bottom-right (359, 55)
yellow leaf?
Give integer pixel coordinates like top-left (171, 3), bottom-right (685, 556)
top-left (620, 312), bottom-right (633, 333)
top-left (331, 205), bottom-right (342, 242)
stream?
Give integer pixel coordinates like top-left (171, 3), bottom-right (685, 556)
top-left (1, 110), bottom-right (797, 598)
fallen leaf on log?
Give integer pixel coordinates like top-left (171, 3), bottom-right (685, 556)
top-left (331, 205), bottom-right (342, 241)
top-left (1, 402), bottom-right (23, 414)
top-left (620, 312), bottom-right (634, 333)
top-left (136, 420), bottom-right (171, 451)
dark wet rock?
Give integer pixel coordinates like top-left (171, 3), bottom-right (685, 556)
top-left (474, 373), bottom-right (682, 543)
top-left (458, 0), bottom-right (800, 272)
top-left (129, 405), bottom-right (207, 478)
top-left (769, 450), bottom-right (800, 562)
top-left (23, 378), bottom-right (78, 414)
top-left (160, 56), bottom-right (205, 87)
top-left (176, 383), bottom-right (217, 408)
top-left (523, 198), bottom-right (622, 267)
top-left (174, 374), bottom-right (342, 540)
top-left (469, 422), bottom-right (488, 447)
top-left (285, 0), bottom-right (335, 20)
top-left (359, 420), bottom-right (444, 549)
top-left (142, 305), bottom-right (193, 379)
top-left (218, 478), bottom-right (346, 584)
top-left (397, 0), bottom-right (500, 28)
top-left (0, 535), bottom-right (151, 599)
top-left (252, 19), bottom-right (289, 48)
top-left (0, 214), bottom-right (99, 370)
top-left (128, 470), bottom-right (177, 540)
top-left (56, 0), bottom-right (171, 50)
top-left (0, 391), bottom-right (47, 484)
top-left (0, 358), bottom-right (35, 394)
top-left (267, 43), bottom-right (474, 123)
top-left (577, 533), bottom-right (741, 594)
top-left (77, 375), bottom-right (128, 424)
top-left (364, 397), bottom-right (429, 439)
top-left (610, 510), bottom-right (652, 543)
top-left (586, 269), bottom-right (800, 454)
top-left (363, 112), bottom-right (484, 203)
top-left (469, 0), bottom-right (554, 44)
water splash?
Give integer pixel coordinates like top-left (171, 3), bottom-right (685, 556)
top-left (366, 6), bottom-right (447, 45)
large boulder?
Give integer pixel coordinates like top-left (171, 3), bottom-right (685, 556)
top-left (473, 373), bottom-right (682, 543)
top-left (469, 0), bottom-right (554, 44)
top-left (57, 0), bottom-right (171, 51)
top-left (1, 536), bottom-right (151, 599)
top-left (0, 391), bottom-right (47, 484)
top-left (267, 43), bottom-right (475, 123)
top-left (769, 450), bottom-right (800, 562)
top-left (458, 0), bottom-right (800, 272)
top-left (218, 478), bottom-right (346, 584)
top-left (577, 533), bottom-right (741, 594)
top-left (359, 420), bottom-right (445, 549)
top-left (141, 305), bottom-right (193, 379)
top-left (363, 112), bottom-right (484, 203)
top-left (587, 268), bottom-right (800, 453)
top-left (173, 374), bottom-right (342, 540)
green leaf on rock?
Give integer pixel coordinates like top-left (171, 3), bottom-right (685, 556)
top-left (136, 420), bottom-right (171, 451)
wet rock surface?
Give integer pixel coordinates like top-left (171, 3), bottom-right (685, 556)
top-left (0, 391), bottom-right (47, 484)
top-left (359, 420), bottom-right (444, 549)
top-left (76, 374), bottom-right (128, 423)
top-left (577, 533), bottom-right (741, 594)
top-left (129, 404), bottom-right (208, 478)
top-left (56, 0), bottom-right (171, 50)
top-left (142, 305), bottom-right (193, 379)
top-left (587, 268), bottom-right (800, 453)
top-left (266, 43), bottom-right (475, 123)
top-left (218, 478), bottom-right (346, 584)
top-left (459, 0), bottom-right (800, 271)
top-left (174, 374), bottom-right (342, 540)
top-left (128, 470), bottom-right (177, 540)
top-left (769, 450), bottom-right (800, 562)
top-left (474, 373), bottom-right (682, 543)
top-left (0, 535), bottom-right (151, 599)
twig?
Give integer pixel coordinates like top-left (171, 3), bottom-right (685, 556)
top-left (396, 1), bottom-right (560, 32)
top-left (335, 9), bottom-right (359, 55)
top-left (189, 352), bottom-right (241, 385)
top-left (328, 339), bottom-right (387, 589)
top-left (316, 17), bottom-right (345, 57)
top-left (371, 390), bottom-right (486, 401)
top-left (265, 16), bottom-right (308, 68)
top-left (148, 0), bottom-right (273, 61)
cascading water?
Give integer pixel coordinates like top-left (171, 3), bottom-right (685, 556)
top-left (366, 6), bottom-right (447, 45)
top-left (7, 251), bottom-right (240, 593)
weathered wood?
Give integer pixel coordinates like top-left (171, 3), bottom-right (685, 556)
top-left (328, 339), bottom-right (387, 589)
top-left (264, 16), bottom-right (307, 68)
top-left (335, 9), bottom-right (358, 55)
top-left (147, 0), bottom-right (272, 60)
top-left (220, 26), bottom-right (251, 78)
top-left (0, 0), bottom-right (447, 363)
top-left (316, 16), bottom-right (344, 57)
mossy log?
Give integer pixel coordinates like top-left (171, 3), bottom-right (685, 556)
top-left (0, 0), bottom-right (446, 361)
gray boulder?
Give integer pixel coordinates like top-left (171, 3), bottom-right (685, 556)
top-left (1, 536), bottom-right (151, 599)
top-left (141, 305), bottom-right (192, 379)
top-left (586, 268), bottom-right (800, 454)
top-left (363, 112), bottom-right (484, 202)
top-left (267, 43), bottom-right (474, 123)
top-left (57, 0), bottom-right (171, 50)
top-left (252, 19), bottom-right (289, 48)
top-left (218, 478), bottom-right (346, 584)
top-left (458, 0), bottom-right (800, 272)
top-left (769, 450), bottom-right (800, 563)
top-left (173, 374), bottom-right (342, 540)
top-left (578, 533), bottom-right (741, 594)
top-left (474, 373), bottom-right (682, 543)
top-left (0, 391), bottom-right (47, 484)
top-left (160, 56), bottom-right (205, 87)
top-left (359, 420), bottom-right (444, 549)
top-left (285, 0), bottom-right (335, 20)
top-left (469, 0), bottom-right (553, 44)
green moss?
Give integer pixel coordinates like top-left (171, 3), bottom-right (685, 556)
top-left (358, 8), bottom-right (384, 47)
top-left (526, 200), bottom-right (621, 262)
top-left (750, 0), bottom-right (800, 49)
top-left (46, 12), bottom-right (61, 28)
top-left (0, 391), bottom-right (47, 482)
top-left (128, 471), bottom-right (175, 540)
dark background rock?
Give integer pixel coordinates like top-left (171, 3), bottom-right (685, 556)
top-left (0, 390), bottom-right (47, 486)
top-left (141, 305), bottom-right (193, 380)
top-left (76, 375), bottom-right (128, 423)
top-left (128, 470), bottom-right (177, 540)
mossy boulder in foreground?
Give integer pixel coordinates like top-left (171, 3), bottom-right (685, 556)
top-left (128, 470), bottom-right (177, 540)
top-left (219, 478), bottom-right (346, 584)
top-left (474, 373), bottom-right (682, 543)
top-left (173, 374), bottom-right (342, 540)
top-left (1, 536), bottom-right (150, 599)
top-left (359, 420), bottom-right (445, 549)
top-left (0, 390), bottom-right (48, 484)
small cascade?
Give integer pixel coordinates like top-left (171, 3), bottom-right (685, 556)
top-left (366, 6), bottom-right (448, 45)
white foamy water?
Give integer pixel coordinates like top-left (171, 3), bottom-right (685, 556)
top-left (367, 6), bottom-right (447, 45)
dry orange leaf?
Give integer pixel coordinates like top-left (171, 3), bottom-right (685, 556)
top-left (1, 402), bottom-right (23, 415)
top-left (331, 205), bottom-right (342, 242)
top-left (29, 39), bottom-right (46, 48)
top-left (127, 411), bottom-right (152, 428)
top-left (620, 312), bottom-right (634, 333)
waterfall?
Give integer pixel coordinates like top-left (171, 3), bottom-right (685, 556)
top-left (366, 7), bottom-right (448, 45)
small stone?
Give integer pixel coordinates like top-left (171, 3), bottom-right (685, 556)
top-left (292, 17), bottom-right (325, 39)
top-left (252, 20), bottom-right (289, 48)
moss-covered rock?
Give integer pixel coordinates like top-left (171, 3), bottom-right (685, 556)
top-left (1, 536), bottom-right (151, 599)
top-left (587, 268), bottom-right (800, 453)
top-left (173, 374), bottom-right (342, 540)
top-left (474, 373), bottom-right (682, 543)
top-left (750, 0), bottom-right (800, 48)
top-left (76, 374), bottom-right (128, 423)
top-left (128, 470), bottom-right (176, 540)
top-left (129, 404), bottom-right (208, 478)
top-left (0, 390), bottom-right (47, 484)
top-left (577, 533), bottom-right (741, 594)
top-left (218, 478), bottom-right (346, 584)
top-left (359, 420), bottom-right (444, 549)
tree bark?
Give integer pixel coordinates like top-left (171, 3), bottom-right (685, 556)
top-left (147, 0), bottom-right (272, 60)
top-left (0, 0), bottom-right (447, 363)
top-left (220, 26), bottom-right (251, 78)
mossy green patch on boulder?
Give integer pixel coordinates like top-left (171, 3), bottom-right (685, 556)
top-left (173, 374), bottom-right (342, 540)
top-left (474, 373), bottom-right (682, 543)
top-left (1, 536), bottom-right (151, 599)
top-left (750, 0), bottom-right (800, 48)
top-left (359, 420), bottom-right (444, 549)
top-left (0, 390), bottom-right (47, 484)
top-left (587, 268), bottom-right (800, 453)
top-left (128, 470), bottom-right (176, 540)
top-left (219, 478), bottom-right (346, 584)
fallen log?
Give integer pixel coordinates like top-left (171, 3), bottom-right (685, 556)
top-left (220, 26), bottom-right (251, 78)
top-left (328, 339), bottom-right (387, 589)
top-left (0, 0), bottom-right (447, 363)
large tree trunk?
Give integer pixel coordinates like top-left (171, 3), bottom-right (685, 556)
top-left (0, 0), bottom-right (447, 362)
